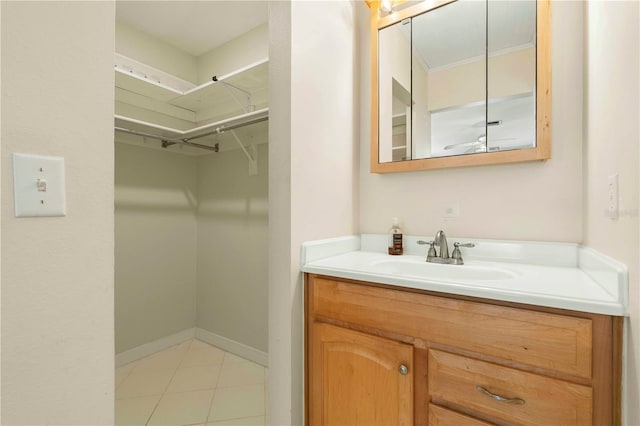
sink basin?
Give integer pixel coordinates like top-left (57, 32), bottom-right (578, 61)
top-left (368, 258), bottom-right (518, 281)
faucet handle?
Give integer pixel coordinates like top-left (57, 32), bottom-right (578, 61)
top-left (453, 242), bottom-right (475, 248)
top-left (451, 242), bottom-right (475, 261)
top-left (418, 240), bottom-right (437, 259)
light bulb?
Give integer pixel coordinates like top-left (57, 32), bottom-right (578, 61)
top-left (381, 0), bottom-right (393, 13)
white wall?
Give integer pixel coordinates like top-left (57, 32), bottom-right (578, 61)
top-left (1, 2), bottom-right (114, 424)
top-left (268, 1), bottom-right (360, 424)
top-left (114, 143), bottom-right (198, 353)
top-left (197, 144), bottom-right (268, 354)
top-left (359, 1), bottom-right (584, 243)
top-left (583, 2), bottom-right (640, 424)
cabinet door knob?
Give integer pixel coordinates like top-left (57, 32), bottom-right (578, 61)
top-left (398, 364), bottom-right (409, 375)
top-left (476, 386), bottom-right (525, 405)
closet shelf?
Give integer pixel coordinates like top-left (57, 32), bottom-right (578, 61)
top-left (115, 54), bottom-right (268, 113)
top-left (114, 107), bottom-right (269, 142)
top-left (114, 52), bottom-right (269, 155)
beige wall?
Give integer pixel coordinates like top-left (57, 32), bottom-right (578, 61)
top-left (427, 47), bottom-right (535, 111)
top-left (583, 2), bottom-right (640, 424)
top-left (114, 143), bottom-right (198, 353)
top-left (268, 1), bottom-right (360, 424)
top-left (378, 25), bottom-right (412, 162)
top-left (197, 23), bottom-right (269, 85)
top-left (267, 2), bottom-right (293, 423)
top-left (359, 1), bottom-right (584, 243)
top-left (193, 26), bottom-right (269, 124)
top-left (1, 2), bottom-right (114, 424)
top-left (196, 144), bottom-right (268, 353)
top-left (114, 141), bottom-right (269, 357)
top-left (116, 21), bottom-right (198, 84)
top-left (412, 54), bottom-right (430, 159)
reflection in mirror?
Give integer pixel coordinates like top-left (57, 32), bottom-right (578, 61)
top-left (412, 0), bottom-right (486, 159)
top-left (371, 0), bottom-right (550, 172)
top-left (392, 79), bottom-right (411, 161)
top-left (376, 0), bottom-right (540, 163)
top-left (379, 19), bottom-right (412, 163)
top-left (487, 1), bottom-right (537, 153)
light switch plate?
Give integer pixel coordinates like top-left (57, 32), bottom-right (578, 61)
top-left (13, 153), bottom-right (66, 217)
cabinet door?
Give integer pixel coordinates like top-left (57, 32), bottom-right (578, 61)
top-left (310, 322), bottom-right (413, 426)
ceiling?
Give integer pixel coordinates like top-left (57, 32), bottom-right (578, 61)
top-left (116, 1), bottom-right (269, 57)
top-left (395, 0), bottom-right (536, 70)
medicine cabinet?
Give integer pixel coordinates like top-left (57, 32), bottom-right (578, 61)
top-left (370, 0), bottom-right (551, 173)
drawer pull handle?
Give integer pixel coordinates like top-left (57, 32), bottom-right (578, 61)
top-left (476, 386), bottom-right (525, 405)
top-left (398, 364), bottom-right (409, 375)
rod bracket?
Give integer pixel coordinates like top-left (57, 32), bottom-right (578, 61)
top-left (230, 130), bottom-right (258, 176)
top-left (212, 75), bottom-right (253, 113)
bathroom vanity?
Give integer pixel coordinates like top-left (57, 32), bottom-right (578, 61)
top-left (302, 235), bottom-right (626, 426)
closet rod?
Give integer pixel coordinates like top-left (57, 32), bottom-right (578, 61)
top-left (114, 127), bottom-right (219, 152)
top-left (185, 114), bottom-right (268, 142)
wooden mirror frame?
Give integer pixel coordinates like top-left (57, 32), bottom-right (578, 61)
top-left (369, 0), bottom-right (551, 173)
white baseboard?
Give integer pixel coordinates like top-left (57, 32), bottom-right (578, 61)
top-left (115, 327), bottom-right (268, 368)
top-left (115, 328), bottom-right (196, 367)
top-left (195, 327), bottom-right (268, 367)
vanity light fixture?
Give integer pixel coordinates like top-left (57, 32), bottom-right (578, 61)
top-left (381, 0), bottom-right (393, 13)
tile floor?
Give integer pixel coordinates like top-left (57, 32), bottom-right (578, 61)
top-left (115, 339), bottom-right (267, 426)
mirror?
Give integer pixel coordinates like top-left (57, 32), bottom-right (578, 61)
top-left (371, 0), bottom-right (550, 172)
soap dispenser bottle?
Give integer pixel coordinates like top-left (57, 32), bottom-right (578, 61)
top-left (388, 217), bottom-right (404, 255)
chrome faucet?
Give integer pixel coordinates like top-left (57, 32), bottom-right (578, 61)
top-left (434, 230), bottom-right (449, 259)
top-left (417, 230), bottom-right (475, 265)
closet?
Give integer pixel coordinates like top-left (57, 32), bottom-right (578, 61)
top-left (113, 2), bottom-right (269, 367)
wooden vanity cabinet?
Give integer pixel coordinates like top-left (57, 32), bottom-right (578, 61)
top-left (305, 273), bottom-right (623, 426)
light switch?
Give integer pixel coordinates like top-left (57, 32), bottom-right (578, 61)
top-left (13, 153), bottom-right (66, 217)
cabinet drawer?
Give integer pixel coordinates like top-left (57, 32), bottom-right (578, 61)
top-left (311, 277), bottom-right (593, 379)
top-left (428, 350), bottom-right (592, 425)
top-left (428, 404), bottom-right (494, 426)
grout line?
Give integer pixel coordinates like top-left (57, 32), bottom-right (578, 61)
top-left (264, 367), bottom-right (268, 425)
top-left (114, 363), bottom-right (137, 393)
top-left (175, 338), bottom-right (195, 370)
top-left (214, 382), bottom-right (266, 390)
top-left (144, 394), bottom-right (164, 426)
top-left (144, 339), bottom-right (194, 425)
top-left (204, 387), bottom-right (217, 425)
top-left (204, 349), bottom-right (228, 425)
top-left (118, 338), bottom-right (268, 426)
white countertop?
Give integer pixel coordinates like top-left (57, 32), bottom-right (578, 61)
top-left (301, 235), bottom-right (628, 316)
